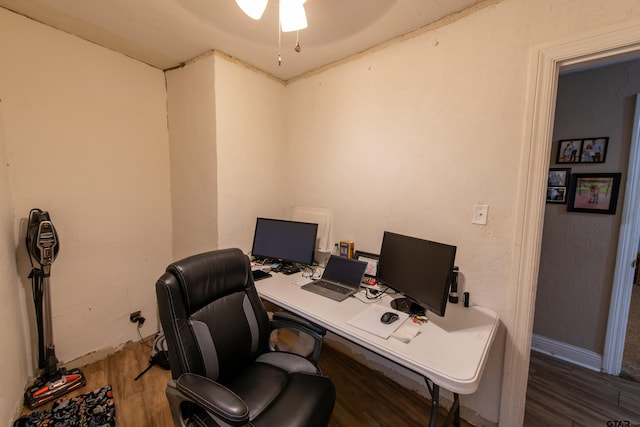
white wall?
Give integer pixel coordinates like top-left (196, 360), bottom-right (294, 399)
top-left (0, 8), bottom-right (171, 425)
top-left (166, 55), bottom-right (219, 260)
top-left (284, 19), bottom-right (515, 425)
top-left (166, 53), bottom-right (289, 259)
top-left (283, 0), bottom-right (640, 423)
top-left (0, 93), bottom-right (30, 427)
top-left (214, 55), bottom-right (290, 251)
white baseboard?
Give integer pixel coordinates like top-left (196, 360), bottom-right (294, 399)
top-left (531, 334), bottom-right (602, 372)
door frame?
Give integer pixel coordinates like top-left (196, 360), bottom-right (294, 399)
top-left (501, 20), bottom-right (640, 426)
top-left (603, 93), bottom-right (640, 375)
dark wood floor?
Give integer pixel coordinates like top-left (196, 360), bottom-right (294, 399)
top-left (319, 343), bottom-right (470, 427)
top-left (21, 340), bottom-right (640, 426)
top-left (525, 351), bottom-right (640, 426)
top-left (19, 338), bottom-right (469, 427)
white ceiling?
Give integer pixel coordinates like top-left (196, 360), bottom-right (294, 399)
top-left (0, 0), bottom-right (482, 81)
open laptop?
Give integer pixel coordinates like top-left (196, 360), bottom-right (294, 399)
top-left (302, 255), bottom-right (368, 302)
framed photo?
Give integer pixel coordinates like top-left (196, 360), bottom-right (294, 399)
top-left (548, 168), bottom-right (570, 186)
top-left (546, 168), bottom-right (570, 204)
top-left (567, 173), bottom-right (621, 214)
top-left (580, 138), bottom-right (608, 163)
top-left (354, 251), bottom-right (379, 277)
top-left (547, 186), bottom-right (567, 203)
top-left (556, 137), bottom-right (608, 164)
top-left (557, 139), bottom-right (582, 164)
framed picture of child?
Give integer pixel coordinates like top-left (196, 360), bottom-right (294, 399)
top-left (567, 173), bottom-right (621, 214)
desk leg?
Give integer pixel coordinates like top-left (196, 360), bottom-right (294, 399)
top-left (442, 393), bottom-right (460, 427)
top-left (427, 380), bottom-right (439, 427)
top-left (425, 379), bottom-right (460, 427)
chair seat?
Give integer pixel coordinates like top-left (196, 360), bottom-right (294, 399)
top-left (202, 358), bottom-right (335, 427)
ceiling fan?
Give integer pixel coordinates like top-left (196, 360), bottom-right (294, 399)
top-left (235, 0), bottom-right (308, 32)
top-left (235, 0), bottom-right (308, 65)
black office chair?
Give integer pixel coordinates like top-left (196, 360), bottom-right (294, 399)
top-left (156, 248), bottom-right (336, 427)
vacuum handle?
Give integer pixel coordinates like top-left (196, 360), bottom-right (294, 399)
top-left (35, 221), bottom-right (58, 266)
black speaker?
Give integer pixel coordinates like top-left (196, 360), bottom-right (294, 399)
top-left (448, 266), bottom-right (459, 304)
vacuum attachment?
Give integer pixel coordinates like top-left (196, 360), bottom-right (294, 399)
top-left (24, 368), bottom-right (87, 409)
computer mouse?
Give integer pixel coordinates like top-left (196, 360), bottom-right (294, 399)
top-left (380, 312), bottom-right (399, 324)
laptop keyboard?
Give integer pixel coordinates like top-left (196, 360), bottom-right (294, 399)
top-left (314, 280), bottom-right (352, 294)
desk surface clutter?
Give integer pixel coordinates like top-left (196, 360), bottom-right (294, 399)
top-left (255, 270), bottom-right (499, 395)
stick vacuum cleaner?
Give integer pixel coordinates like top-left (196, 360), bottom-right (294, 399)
top-left (23, 208), bottom-right (86, 409)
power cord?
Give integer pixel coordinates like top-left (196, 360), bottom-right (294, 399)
top-left (136, 323), bottom-right (152, 348)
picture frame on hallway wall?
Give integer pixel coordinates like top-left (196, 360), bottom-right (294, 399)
top-left (567, 173), bottom-right (621, 214)
top-left (556, 137), bottom-right (608, 164)
top-left (546, 168), bottom-right (570, 204)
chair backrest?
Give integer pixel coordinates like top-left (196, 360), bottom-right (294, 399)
top-left (156, 248), bottom-right (271, 382)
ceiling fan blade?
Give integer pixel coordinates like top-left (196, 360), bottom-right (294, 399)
top-left (235, 0), bottom-right (269, 20)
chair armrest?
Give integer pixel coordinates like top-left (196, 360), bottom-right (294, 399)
top-left (174, 373), bottom-right (249, 426)
top-left (272, 311), bottom-right (327, 336)
top-left (271, 311), bottom-right (326, 363)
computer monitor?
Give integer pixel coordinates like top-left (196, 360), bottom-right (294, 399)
top-left (377, 231), bottom-right (457, 317)
top-left (251, 217), bottom-right (318, 271)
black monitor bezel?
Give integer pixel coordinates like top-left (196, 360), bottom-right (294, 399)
top-left (377, 231), bottom-right (457, 317)
top-left (250, 217), bottom-right (318, 267)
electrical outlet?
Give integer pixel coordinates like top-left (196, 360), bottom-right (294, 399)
top-left (130, 310), bottom-right (146, 326)
top-left (130, 311), bottom-right (141, 323)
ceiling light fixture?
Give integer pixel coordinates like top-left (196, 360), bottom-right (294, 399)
top-left (235, 0), bottom-right (308, 66)
top-left (236, 0), bottom-right (307, 32)
top-left (234, 0), bottom-right (268, 20)
top-left (279, 0), bottom-right (307, 32)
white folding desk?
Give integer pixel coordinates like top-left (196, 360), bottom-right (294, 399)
top-left (255, 271), bottom-right (499, 427)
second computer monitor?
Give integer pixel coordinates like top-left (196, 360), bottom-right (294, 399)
top-left (377, 231), bottom-right (457, 317)
top-left (251, 217), bottom-right (318, 267)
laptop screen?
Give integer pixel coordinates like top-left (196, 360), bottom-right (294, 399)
top-left (323, 256), bottom-right (367, 286)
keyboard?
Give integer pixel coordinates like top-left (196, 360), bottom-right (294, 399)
top-left (314, 280), bottom-right (352, 294)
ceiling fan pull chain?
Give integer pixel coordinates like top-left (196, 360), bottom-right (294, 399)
top-left (278, 16), bottom-right (282, 66)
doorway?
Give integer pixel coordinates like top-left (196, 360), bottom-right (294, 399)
top-left (533, 66), bottom-right (640, 375)
top-left (501, 22), bottom-right (640, 426)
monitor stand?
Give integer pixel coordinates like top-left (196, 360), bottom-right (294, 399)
top-left (390, 297), bottom-right (426, 316)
